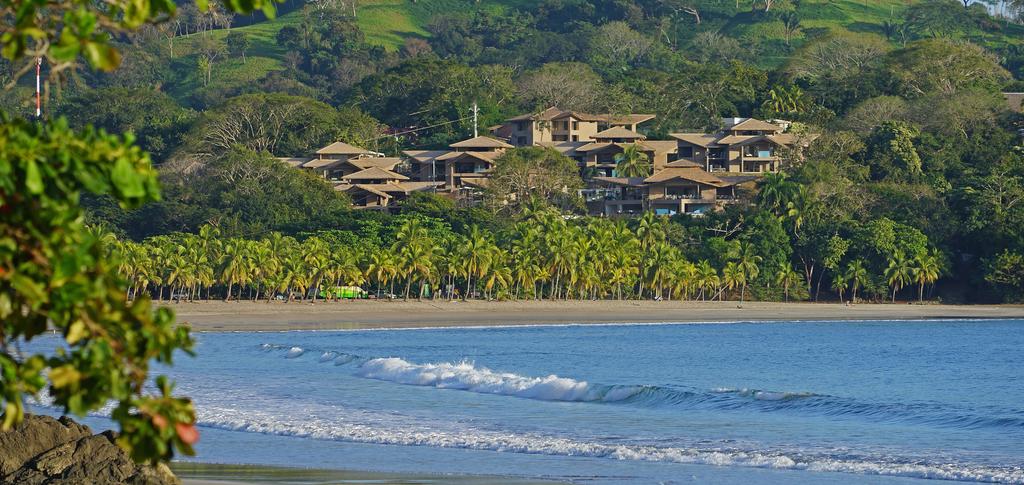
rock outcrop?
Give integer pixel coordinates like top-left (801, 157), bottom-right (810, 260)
top-left (0, 414), bottom-right (179, 485)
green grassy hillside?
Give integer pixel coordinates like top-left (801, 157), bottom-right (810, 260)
top-left (168, 0), bottom-right (1022, 104)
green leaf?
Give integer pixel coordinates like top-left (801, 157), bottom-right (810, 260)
top-left (24, 159), bottom-right (42, 193)
top-left (66, 320), bottom-right (88, 344)
top-left (111, 157), bottom-right (145, 198)
top-left (49, 365), bottom-right (82, 389)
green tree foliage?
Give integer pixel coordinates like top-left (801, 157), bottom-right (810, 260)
top-left (862, 121), bottom-right (923, 182)
top-left (884, 39), bottom-right (1010, 98)
top-left (485, 147), bottom-right (584, 214)
top-left (0, 117), bottom-right (196, 461)
top-left (225, 31), bottom-right (251, 63)
top-left (60, 87), bottom-right (196, 162)
top-left (0, 0), bottom-right (280, 464)
top-left (614, 144), bottom-right (652, 178)
top-left (133, 148), bottom-right (351, 238)
top-left (178, 93), bottom-right (381, 159)
top-left (985, 250), bottom-right (1024, 302)
top-left (353, 58), bottom-right (514, 145)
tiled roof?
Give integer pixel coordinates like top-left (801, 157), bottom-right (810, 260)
top-left (349, 157), bottom-right (402, 170)
top-left (277, 157), bottom-right (312, 167)
top-left (341, 167), bottom-right (409, 181)
top-left (402, 150), bottom-right (448, 163)
top-left (316, 141), bottom-right (372, 155)
top-left (449, 136), bottom-right (514, 149)
top-left (643, 167), bottom-right (728, 186)
top-left (670, 133), bottom-right (722, 147)
top-left (592, 126), bottom-right (645, 140)
top-left (727, 118), bottom-right (783, 132)
top-left (437, 151), bottom-right (499, 162)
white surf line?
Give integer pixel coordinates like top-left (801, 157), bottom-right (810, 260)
top-left (190, 317), bottom-right (1008, 334)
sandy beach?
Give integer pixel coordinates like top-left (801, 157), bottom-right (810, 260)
top-left (166, 299), bottom-right (1024, 332)
top-left (173, 462), bottom-right (562, 484)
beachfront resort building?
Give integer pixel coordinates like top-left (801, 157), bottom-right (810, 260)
top-left (281, 109), bottom-right (813, 215)
top-left (670, 118), bottom-right (810, 173)
top-left (403, 135), bottom-right (514, 193)
top-left (494, 107), bottom-right (656, 146)
top-left (280, 144), bottom-right (441, 210)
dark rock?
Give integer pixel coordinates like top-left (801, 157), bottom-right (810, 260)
top-left (0, 414), bottom-right (179, 485)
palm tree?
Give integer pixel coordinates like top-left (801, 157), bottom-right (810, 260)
top-left (219, 238), bottom-right (250, 301)
top-left (392, 218), bottom-right (435, 300)
top-left (884, 251), bottom-right (912, 302)
top-left (402, 239), bottom-right (437, 300)
top-left (844, 259), bottom-right (868, 303)
top-left (734, 242), bottom-right (762, 303)
top-left (722, 262), bottom-right (743, 301)
top-left (458, 225), bottom-right (492, 300)
top-left (911, 249), bottom-right (943, 302)
top-left (613, 143), bottom-right (651, 178)
top-left (302, 237), bottom-right (331, 302)
top-left (367, 250), bottom-right (398, 299)
top-left (831, 271), bottom-right (848, 303)
top-left (755, 171), bottom-right (795, 216)
top-left (775, 264), bottom-right (800, 302)
top-left (695, 260), bottom-right (719, 301)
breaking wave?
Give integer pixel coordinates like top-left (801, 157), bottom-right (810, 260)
top-left (195, 404), bottom-right (1024, 484)
top-left (260, 345), bottom-right (1024, 431)
top-left (356, 357), bottom-right (643, 402)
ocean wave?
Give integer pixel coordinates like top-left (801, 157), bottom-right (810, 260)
top-left (356, 357), bottom-right (643, 402)
top-left (194, 405), bottom-right (1024, 483)
top-left (262, 345), bottom-right (1024, 431)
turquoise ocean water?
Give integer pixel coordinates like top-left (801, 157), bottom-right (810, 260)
top-left (33, 319), bottom-right (1024, 483)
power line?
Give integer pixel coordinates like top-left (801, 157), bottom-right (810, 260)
top-left (372, 114), bottom-right (475, 141)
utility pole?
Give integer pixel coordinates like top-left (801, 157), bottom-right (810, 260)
top-left (471, 101), bottom-right (479, 138)
top-left (35, 58), bottom-right (42, 119)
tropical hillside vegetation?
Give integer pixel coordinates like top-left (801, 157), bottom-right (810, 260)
top-left (3, 0), bottom-right (1024, 302)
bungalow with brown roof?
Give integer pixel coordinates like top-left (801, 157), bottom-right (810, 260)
top-left (497, 107), bottom-right (655, 147)
top-left (403, 135), bottom-right (512, 193)
top-left (279, 141), bottom-right (440, 210)
top-left (333, 166), bottom-right (442, 209)
top-left (588, 166), bottom-right (745, 216)
top-left (670, 118), bottom-right (813, 173)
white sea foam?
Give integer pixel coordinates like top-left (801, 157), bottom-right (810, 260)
top-left (193, 404), bottom-right (1024, 484)
top-left (318, 351), bottom-right (337, 362)
top-left (285, 346), bottom-right (304, 358)
top-left (356, 357), bottom-right (640, 402)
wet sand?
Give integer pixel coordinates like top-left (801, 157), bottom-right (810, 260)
top-left (166, 299), bottom-right (1024, 332)
top-left (173, 462), bottom-right (562, 484)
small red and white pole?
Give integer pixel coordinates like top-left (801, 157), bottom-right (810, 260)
top-left (35, 58), bottom-right (41, 118)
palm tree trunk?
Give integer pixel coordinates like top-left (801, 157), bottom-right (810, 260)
top-left (918, 282), bottom-right (925, 302)
top-left (405, 275), bottom-right (412, 300)
top-left (225, 282), bottom-right (232, 302)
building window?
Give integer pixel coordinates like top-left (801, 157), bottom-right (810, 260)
top-left (572, 121), bottom-right (579, 130)
top-left (666, 185), bottom-right (698, 198)
top-left (516, 121), bottom-right (526, 131)
top-left (516, 136), bottom-right (527, 146)
top-left (678, 146), bottom-right (694, 158)
top-left (553, 135), bottom-right (568, 142)
top-left (571, 135), bottom-right (579, 142)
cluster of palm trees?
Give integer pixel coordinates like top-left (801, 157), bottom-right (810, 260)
top-left (110, 207), bottom-right (944, 304)
top-left (111, 212), bottom-right (783, 303)
top-left (830, 250), bottom-right (943, 303)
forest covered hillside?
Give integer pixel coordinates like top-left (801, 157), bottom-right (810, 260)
top-left (3, 0), bottom-right (1024, 304)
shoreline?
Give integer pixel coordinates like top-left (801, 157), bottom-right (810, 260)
top-left (172, 462), bottom-right (561, 485)
top-left (166, 300), bottom-right (1024, 332)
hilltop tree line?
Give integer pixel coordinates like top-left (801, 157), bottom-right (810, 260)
top-left (4, 0), bottom-right (1024, 304)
